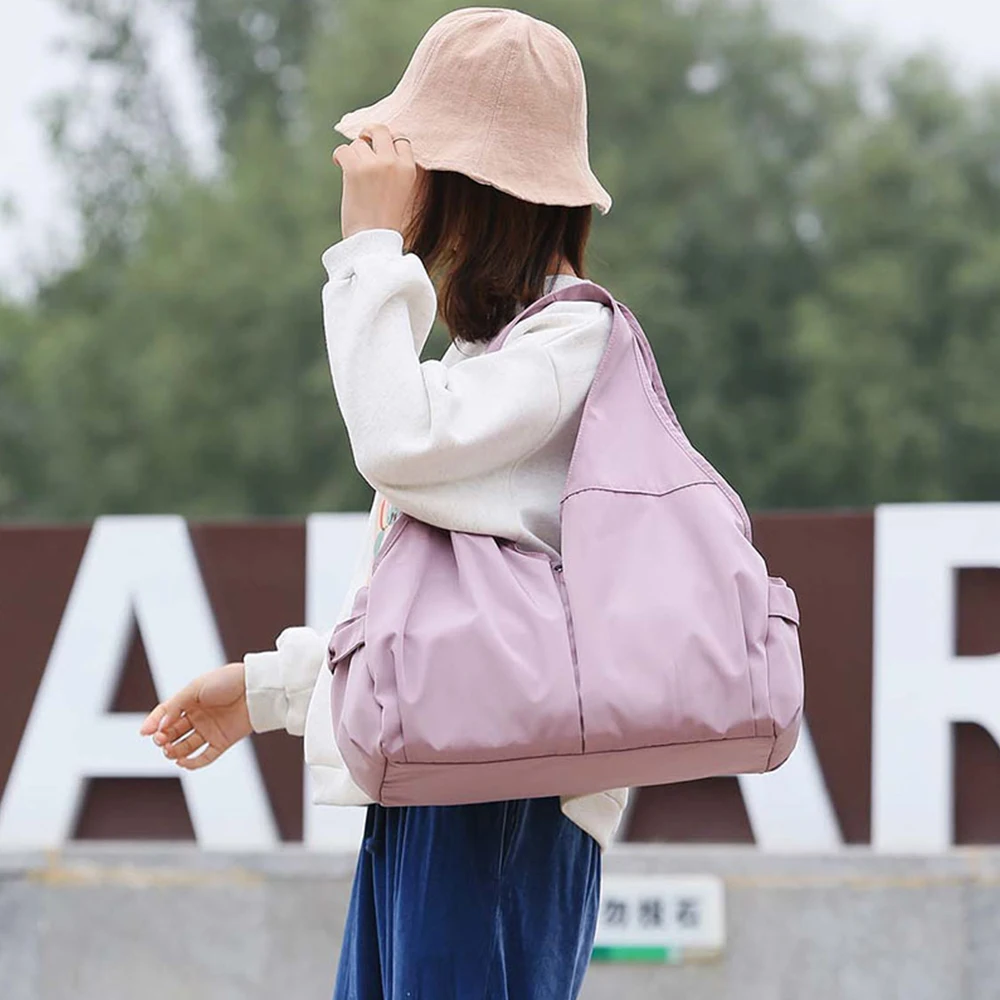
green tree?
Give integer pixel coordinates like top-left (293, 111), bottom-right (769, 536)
top-left (788, 57), bottom-right (1000, 504)
top-left (180, 0), bottom-right (317, 147)
top-left (0, 299), bottom-right (40, 514)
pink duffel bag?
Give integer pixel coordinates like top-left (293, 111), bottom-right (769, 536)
top-left (329, 282), bottom-right (804, 806)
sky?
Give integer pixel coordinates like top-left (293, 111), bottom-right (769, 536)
top-left (1, 0), bottom-right (999, 296)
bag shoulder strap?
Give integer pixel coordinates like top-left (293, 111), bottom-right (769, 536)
top-left (487, 281), bottom-right (753, 541)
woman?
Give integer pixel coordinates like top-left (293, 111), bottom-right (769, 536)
top-left (141, 8), bottom-right (627, 997)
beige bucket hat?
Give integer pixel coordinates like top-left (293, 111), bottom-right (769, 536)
top-left (334, 7), bottom-right (612, 214)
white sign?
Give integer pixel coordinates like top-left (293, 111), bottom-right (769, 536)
top-left (0, 517), bottom-right (279, 850)
top-left (873, 503), bottom-right (1000, 852)
top-left (594, 875), bottom-right (725, 963)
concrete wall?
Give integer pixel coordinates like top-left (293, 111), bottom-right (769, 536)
top-left (2, 845), bottom-right (999, 1000)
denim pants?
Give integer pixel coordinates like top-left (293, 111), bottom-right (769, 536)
top-left (332, 797), bottom-right (601, 1000)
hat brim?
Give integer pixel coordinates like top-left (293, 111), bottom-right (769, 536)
top-left (334, 103), bottom-right (613, 215)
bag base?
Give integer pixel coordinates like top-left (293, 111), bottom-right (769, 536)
top-left (338, 724), bottom-right (799, 807)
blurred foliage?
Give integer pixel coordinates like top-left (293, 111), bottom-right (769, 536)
top-left (185, 0), bottom-right (316, 147)
top-left (1, 0), bottom-right (999, 519)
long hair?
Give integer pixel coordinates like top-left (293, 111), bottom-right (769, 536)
top-left (404, 170), bottom-right (593, 344)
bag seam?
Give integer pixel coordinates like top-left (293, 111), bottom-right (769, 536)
top-left (765, 707), bottom-right (801, 771)
top-left (561, 481), bottom-right (715, 504)
top-left (391, 732), bottom-right (770, 767)
top-left (476, 35), bottom-right (519, 172)
top-left (553, 565), bottom-right (586, 754)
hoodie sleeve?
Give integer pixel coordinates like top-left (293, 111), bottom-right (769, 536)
top-left (320, 229), bottom-right (569, 487)
top-left (320, 229), bottom-right (609, 537)
top-left (243, 626), bottom-right (329, 735)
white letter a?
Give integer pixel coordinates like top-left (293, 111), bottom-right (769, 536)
top-left (0, 516), bottom-right (278, 850)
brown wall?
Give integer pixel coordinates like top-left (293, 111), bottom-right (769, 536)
top-left (2, 513), bottom-right (998, 844)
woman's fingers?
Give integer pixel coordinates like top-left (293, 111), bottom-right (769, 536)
top-left (393, 135), bottom-right (415, 168)
top-left (164, 730), bottom-right (206, 760)
top-left (362, 124), bottom-right (414, 167)
top-left (139, 704), bottom-right (166, 736)
top-left (140, 667), bottom-right (248, 770)
top-left (332, 143), bottom-right (356, 169)
top-left (142, 683), bottom-right (198, 742)
top-left (350, 136), bottom-right (378, 163)
top-left (334, 123), bottom-right (419, 238)
top-left (176, 743), bottom-right (224, 770)
top-left (361, 123), bottom-right (394, 157)
top-left (152, 714), bottom-right (194, 747)
top-left (141, 701), bottom-right (189, 739)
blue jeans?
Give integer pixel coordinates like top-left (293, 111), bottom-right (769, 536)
top-left (333, 797), bottom-right (601, 999)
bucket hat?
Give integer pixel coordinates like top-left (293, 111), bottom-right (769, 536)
top-left (334, 7), bottom-right (612, 214)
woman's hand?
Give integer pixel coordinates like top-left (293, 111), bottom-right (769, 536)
top-left (139, 662), bottom-right (252, 770)
top-left (333, 123), bottom-right (419, 239)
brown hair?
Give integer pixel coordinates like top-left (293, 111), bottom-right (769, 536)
top-left (404, 170), bottom-right (592, 344)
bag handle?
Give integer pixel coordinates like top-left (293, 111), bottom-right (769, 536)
top-left (487, 280), bottom-right (753, 540)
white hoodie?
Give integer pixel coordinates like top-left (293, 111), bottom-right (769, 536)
top-left (243, 229), bottom-right (628, 849)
